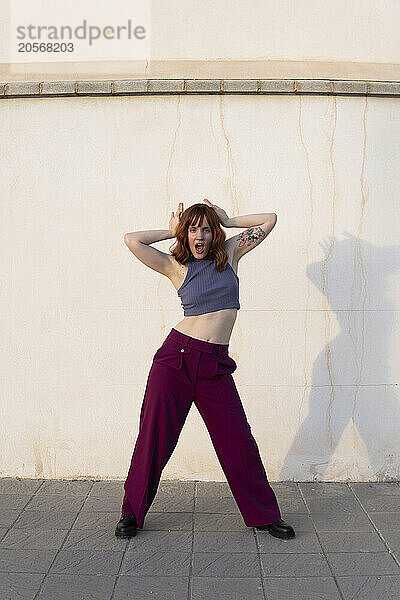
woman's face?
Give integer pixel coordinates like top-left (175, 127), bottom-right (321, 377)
top-left (188, 216), bottom-right (213, 259)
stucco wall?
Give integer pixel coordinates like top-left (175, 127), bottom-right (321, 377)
top-left (1, 90), bottom-right (399, 481)
top-left (1, 0), bottom-right (400, 81)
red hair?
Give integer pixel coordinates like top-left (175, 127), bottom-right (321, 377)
top-left (169, 203), bottom-right (229, 272)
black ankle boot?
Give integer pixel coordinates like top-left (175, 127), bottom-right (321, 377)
top-left (115, 512), bottom-right (138, 538)
top-left (255, 518), bottom-right (295, 539)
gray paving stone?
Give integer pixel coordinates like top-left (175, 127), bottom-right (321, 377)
top-left (264, 575), bottom-right (342, 600)
top-left (277, 497), bottom-right (309, 513)
top-left (196, 481), bottom-right (231, 497)
top-left (0, 493), bottom-right (34, 511)
top-left (306, 497), bottom-right (365, 514)
top-left (318, 530), bottom-right (388, 553)
top-left (49, 548), bottom-right (123, 575)
top-left (349, 482), bottom-right (400, 498)
top-left (269, 513), bottom-right (315, 532)
top-left (13, 510), bottom-right (79, 530)
top-left (36, 480), bottom-right (93, 496)
top-left (124, 530), bottom-right (192, 553)
top-left (25, 494), bottom-right (86, 512)
top-left (336, 575), bottom-right (400, 600)
top-left (0, 509), bottom-right (22, 527)
top-left (260, 552), bottom-right (331, 577)
top-left (299, 482), bottom-right (354, 498)
top-left (63, 527), bottom-right (130, 551)
top-left (1, 478), bottom-right (399, 597)
top-left (194, 513), bottom-right (246, 531)
top-left (0, 527), bottom-right (69, 550)
top-left (114, 575), bottom-right (188, 600)
top-left (195, 496), bottom-right (240, 513)
top-left (192, 576), bottom-right (264, 599)
top-left (89, 480), bottom-right (124, 496)
top-left (0, 478), bottom-right (43, 495)
top-left (380, 529), bottom-right (400, 551)
top-left (358, 496), bottom-right (400, 512)
top-left (0, 548), bottom-right (57, 573)
top-left (121, 550), bottom-right (191, 576)
top-left (0, 573), bottom-right (45, 600)
top-left (37, 574), bottom-right (116, 600)
top-left (193, 551), bottom-right (260, 577)
top-left (257, 529), bottom-right (321, 553)
top-left (270, 482), bottom-right (302, 497)
top-left (193, 531), bottom-right (258, 553)
top-left (142, 511), bottom-right (193, 531)
top-left (73, 510), bottom-right (120, 529)
top-left (311, 511), bottom-right (374, 532)
top-left (392, 548), bottom-right (400, 562)
top-left (370, 512), bottom-right (400, 530)
top-left (160, 480), bottom-right (196, 492)
top-left (81, 495), bottom-right (124, 512)
top-left (327, 551), bottom-right (400, 576)
top-left (149, 493), bottom-right (194, 512)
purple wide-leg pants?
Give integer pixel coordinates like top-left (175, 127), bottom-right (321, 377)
top-left (121, 327), bottom-right (281, 529)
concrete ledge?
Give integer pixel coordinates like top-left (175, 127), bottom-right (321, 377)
top-left (1, 78), bottom-right (399, 99)
top-left (41, 80), bottom-right (77, 95)
top-left (112, 79), bottom-right (147, 94)
top-left (148, 79), bottom-right (185, 93)
top-left (222, 79), bottom-right (258, 93)
top-left (259, 79), bottom-right (296, 93)
top-left (5, 81), bottom-right (41, 96)
top-left (76, 80), bottom-right (112, 95)
top-left (185, 79), bottom-right (221, 93)
top-left (367, 81), bottom-right (400, 95)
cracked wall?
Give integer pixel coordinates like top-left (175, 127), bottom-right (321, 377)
top-left (0, 91), bottom-right (399, 481)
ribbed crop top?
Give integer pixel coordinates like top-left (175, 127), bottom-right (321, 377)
top-left (177, 256), bottom-right (240, 317)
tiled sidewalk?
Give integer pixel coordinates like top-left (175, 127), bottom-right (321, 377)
top-left (0, 479), bottom-right (399, 600)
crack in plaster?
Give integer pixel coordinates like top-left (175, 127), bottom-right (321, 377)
top-left (348, 96), bottom-right (370, 432)
top-left (297, 94), bottom-right (314, 432)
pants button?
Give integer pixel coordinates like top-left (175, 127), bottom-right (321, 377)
top-left (180, 348), bottom-right (185, 352)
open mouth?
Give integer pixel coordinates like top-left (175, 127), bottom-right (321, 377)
top-left (195, 243), bottom-right (205, 254)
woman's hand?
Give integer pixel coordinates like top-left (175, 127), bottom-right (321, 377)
top-left (203, 198), bottom-right (230, 226)
top-left (169, 202), bottom-right (184, 236)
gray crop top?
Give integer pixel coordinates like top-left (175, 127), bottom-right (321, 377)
top-left (177, 256), bottom-right (240, 317)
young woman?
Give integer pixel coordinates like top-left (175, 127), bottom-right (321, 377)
top-left (115, 199), bottom-right (295, 540)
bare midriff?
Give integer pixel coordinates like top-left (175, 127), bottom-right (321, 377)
top-left (169, 254), bottom-right (239, 345)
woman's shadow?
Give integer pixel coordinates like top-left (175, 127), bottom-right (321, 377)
top-left (279, 231), bottom-right (400, 481)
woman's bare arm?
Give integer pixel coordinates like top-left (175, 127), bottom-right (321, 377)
top-left (124, 229), bottom-right (174, 245)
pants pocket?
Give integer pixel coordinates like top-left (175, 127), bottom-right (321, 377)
top-left (213, 354), bottom-right (237, 376)
top-left (153, 341), bottom-right (192, 370)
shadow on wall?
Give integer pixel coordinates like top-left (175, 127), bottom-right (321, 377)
top-left (279, 231), bottom-right (400, 481)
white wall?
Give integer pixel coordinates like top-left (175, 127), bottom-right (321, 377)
top-left (1, 0), bottom-right (399, 80)
top-left (1, 92), bottom-right (399, 481)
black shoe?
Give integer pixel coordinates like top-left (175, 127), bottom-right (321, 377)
top-left (115, 512), bottom-right (138, 538)
top-left (255, 518), bottom-right (295, 539)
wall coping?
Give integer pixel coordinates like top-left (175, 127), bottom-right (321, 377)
top-left (1, 78), bottom-right (399, 98)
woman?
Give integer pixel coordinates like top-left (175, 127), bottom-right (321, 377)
top-left (115, 199), bottom-right (295, 540)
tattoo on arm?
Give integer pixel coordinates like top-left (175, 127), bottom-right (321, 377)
top-left (237, 227), bottom-right (267, 247)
